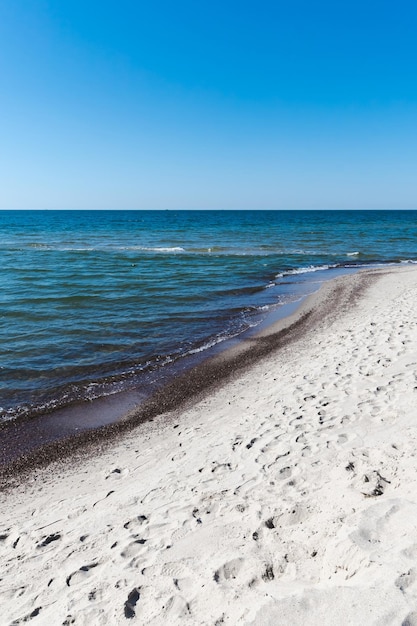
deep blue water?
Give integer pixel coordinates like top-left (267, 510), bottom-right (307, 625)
top-left (1, 209), bottom-right (417, 422)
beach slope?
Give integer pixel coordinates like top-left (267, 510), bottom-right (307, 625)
top-left (2, 266), bottom-right (417, 625)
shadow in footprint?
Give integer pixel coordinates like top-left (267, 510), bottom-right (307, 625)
top-left (124, 588), bottom-right (140, 619)
top-left (37, 533), bottom-right (61, 548)
top-left (66, 563), bottom-right (98, 587)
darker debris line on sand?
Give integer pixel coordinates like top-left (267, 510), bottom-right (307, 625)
top-left (0, 272), bottom-right (379, 489)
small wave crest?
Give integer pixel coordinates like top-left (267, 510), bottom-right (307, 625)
top-left (128, 246), bottom-right (186, 253)
top-left (275, 264), bottom-right (337, 278)
top-left (186, 335), bottom-right (229, 355)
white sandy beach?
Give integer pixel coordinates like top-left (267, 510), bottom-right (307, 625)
top-left (2, 266), bottom-right (417, 625)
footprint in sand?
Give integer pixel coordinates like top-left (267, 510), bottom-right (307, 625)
top-left (120, 539), bottom-right (147, 559)
top-left (276, 503), bottom-right (310, 526)
top-left (66, 563), bottom-right (99, 587)
top-left (36, 533), bottom-right (61, 549)
top-left (161, 561), bottom-right (193, 579)
top-left (123, 515), bottom-right (148, 531)
top-left (360, 470), bottom-right (391, 498)
top-left (395, 568), bottom-right (417, 592)
top-left (214, 558), bottom-right (244, 583)
top-left (10, 606), bottom-right (42, 624)
top-left (92, 490), bottom-right (115, 508)
top-left (163, 595), bottom-right (192, 619)
top-left (106, 467), bottom-right (129, 480)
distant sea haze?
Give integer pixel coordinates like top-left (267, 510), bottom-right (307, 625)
top-left (1, 209), bottom-right (416, 423)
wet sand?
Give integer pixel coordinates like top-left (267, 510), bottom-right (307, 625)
top-left (0, 266), bottom-right (372, 482)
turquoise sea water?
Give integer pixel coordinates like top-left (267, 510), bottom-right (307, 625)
top-left (1, 209), bottom-right (417, 423)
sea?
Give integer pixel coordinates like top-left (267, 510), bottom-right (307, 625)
top-left (1, 209), bottom-right (417, 431)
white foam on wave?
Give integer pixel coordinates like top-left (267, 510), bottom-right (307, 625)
top-left (186, 336), bottom-right (228, 355)
top-left (128, 246), bottom-right (186, 253)
top-left (186, 317), bottom-right (265, 356)
top-left (347, 251), bottom-right (360, 256)
top-left (61, 247), bottom-right (95, 252)
top-left (28, 243), bottom-right (50, 249)
top-left (24, 244), bottom-right (99, 252)
top-left (275, 264), bottom-right (337, 278)
top-left (26, 244), bottom-right (188, 253)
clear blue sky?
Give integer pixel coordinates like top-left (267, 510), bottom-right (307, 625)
top-left (1, 0), bottom-right (416, 209)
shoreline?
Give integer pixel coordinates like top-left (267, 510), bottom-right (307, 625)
top-left (0, 262), bottom-right (360, 470)
top-left (0, 266), bottom-right (380, 485)
top-left (2, 265), bottom-right (417, 623)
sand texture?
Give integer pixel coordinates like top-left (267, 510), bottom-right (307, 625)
top-left (2, 266), bottom-right (417, 625)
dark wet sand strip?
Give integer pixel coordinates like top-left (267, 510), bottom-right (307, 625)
top-left (0, 268), bottom-right (381, 486)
